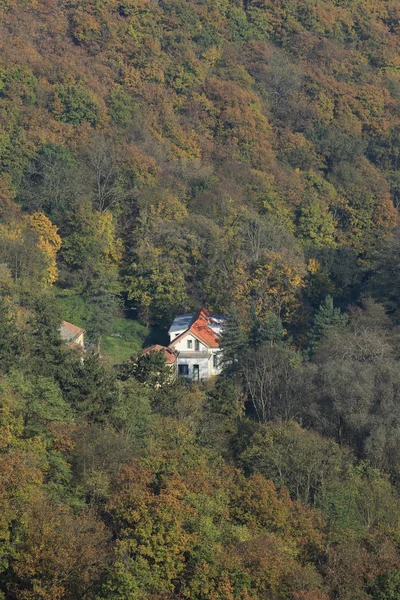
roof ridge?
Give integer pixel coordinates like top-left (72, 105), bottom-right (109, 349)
top-left (61, 320), bottom-right (85, 335)
top-left (192, 306), bottom-right (211, 324)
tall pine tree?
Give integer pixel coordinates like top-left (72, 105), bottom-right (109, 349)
top-left (309, 295), bottom-right (348, 354)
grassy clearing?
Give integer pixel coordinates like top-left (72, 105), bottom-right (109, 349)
top-left (101, 318), bottom-right (149, 364)
top-left (57, 293), bottom-right (88, 329)
top-left (56, 292), bottom-right (151, 365)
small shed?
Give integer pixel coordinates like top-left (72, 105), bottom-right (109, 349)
top-left (60, 321), bottom-right (85, 349)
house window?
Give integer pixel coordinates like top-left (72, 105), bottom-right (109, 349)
top-left (178, 364), bottom-right (189, 377)
top-left (193, 364), bottom-right (199, 381)
top-left (195, 339), bottom-right (200, 351)
top-left (187, 339), bottom-right (193, 349)
top-left (213, 354), bottom-right (218, 369)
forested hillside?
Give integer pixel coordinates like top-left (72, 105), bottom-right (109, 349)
top-left (2, 0), bottom-right (400, 598)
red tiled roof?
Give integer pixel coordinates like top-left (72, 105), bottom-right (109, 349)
top-left (139, 344), bottom-right (178, 365)
top-left (190, 308), bottom-right (220, 348)
top-left (169, 308), bottom-right (221, 349)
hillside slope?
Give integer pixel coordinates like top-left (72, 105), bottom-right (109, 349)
top-left (1, 0), bottom-right (400, 335)
top-left (3, 2), bottom-right (400, 600)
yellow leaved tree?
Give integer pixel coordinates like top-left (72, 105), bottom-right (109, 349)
top-left (233, 251), bottom-right (306, 322)
top-left (26, 213), bottom-right (62, 286)
top-left (0, 209), bottom-right (61, 288)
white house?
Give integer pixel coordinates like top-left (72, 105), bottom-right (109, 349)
top-left (168, 308), bottom-right (225, 381)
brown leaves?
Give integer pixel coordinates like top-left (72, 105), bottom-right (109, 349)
top-left (11, 498), bottom-right (109, 600)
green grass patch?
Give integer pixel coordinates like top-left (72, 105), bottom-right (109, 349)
top-left (56, 292), bottom-right (151, 365)
top-left (101, 318), bottom-right (149, 365)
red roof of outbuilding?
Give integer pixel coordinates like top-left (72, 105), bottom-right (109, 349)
top-left (60, 320), bottom-right (85, 342)
top-left (138, 344), bottom-right (178, 365)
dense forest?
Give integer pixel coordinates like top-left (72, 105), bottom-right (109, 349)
top-left (2, 0), bottom-right (400, 598)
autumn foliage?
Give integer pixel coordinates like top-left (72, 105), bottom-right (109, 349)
top-left (1, 0), bottom-right (400, 598)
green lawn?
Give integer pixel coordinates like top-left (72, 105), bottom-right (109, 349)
top-left (57, 291), bottom-right (168, 365)
top-left (56, 292), bottom-right (151, 365)
top-left (101, 317), bottom-right (149, 364)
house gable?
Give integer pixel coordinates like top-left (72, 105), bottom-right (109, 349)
top-left (168, 308), bottom-right (221, 349)
top-left (169, 328), bottom-right (208, 351)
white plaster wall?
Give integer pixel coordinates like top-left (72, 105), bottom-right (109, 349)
top-left (170, 329), bottom-right (186, 342)
top-left (173, 333), bottom-right (207, 353)
top-left (75, 333), bottom-right (85, 349)
top-left (177, 356), bottom-right (209, 380)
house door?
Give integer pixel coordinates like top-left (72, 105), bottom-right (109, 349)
top-left (193, 364), bottom-right (199, 381)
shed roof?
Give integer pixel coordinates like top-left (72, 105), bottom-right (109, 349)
top-left (138, 344), bottom-right (178, 365)
top-left (60, 320), bottom-right (85, 343)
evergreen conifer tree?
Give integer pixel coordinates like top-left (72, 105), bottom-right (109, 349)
top-left (309, 295), bottom-right (348, 353)
top-left (249, 310), bottom-right (284, 348)
top-left (220, 310), bottom-right (248, 375)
